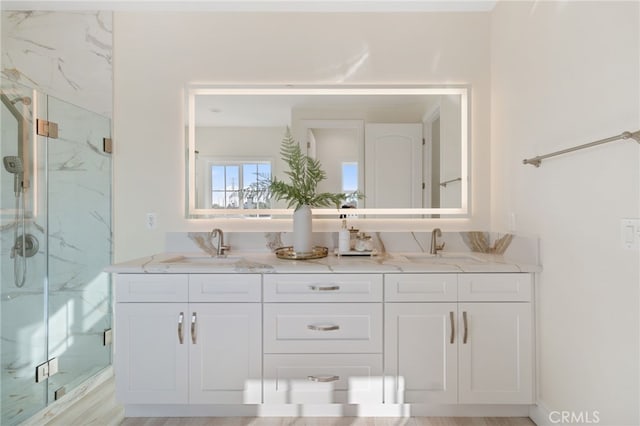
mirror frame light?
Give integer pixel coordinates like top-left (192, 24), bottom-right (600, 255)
top-left (186, 84), bottom-right (470, 218)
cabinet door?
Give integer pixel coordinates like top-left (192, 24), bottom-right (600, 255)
top-left (115, 303), bottom-right (189, 404)
top-left (458, 303), bottom-right (533, 404)
top-left (189, 303), bottom-right (262, 404)
top-left (384, 303), bottom-right (458, 404)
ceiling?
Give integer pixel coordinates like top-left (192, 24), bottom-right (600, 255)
top-left (1, 0), bottom-right (498, 12)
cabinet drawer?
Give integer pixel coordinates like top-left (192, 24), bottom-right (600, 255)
top-left (115, 274), bottom-right (188, 302)
top-left (459, 273), bottom-right (532, 302)
top-left (189, 274), bottom-right (261, 302)
top-left (385, 273), bottom-right (457, 302)
top-left (264, 354), bottom-right (382, 404)
top-left (264, 274), bottom-right (382, 302)
top-left (264, 303), bottom-right (382, 353)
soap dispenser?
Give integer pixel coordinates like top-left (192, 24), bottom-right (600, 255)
top-left (338, 219), bottom-right (350, 253)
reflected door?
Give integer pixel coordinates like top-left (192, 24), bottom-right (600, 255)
top-left (364, 123), bottom-right (423, 208)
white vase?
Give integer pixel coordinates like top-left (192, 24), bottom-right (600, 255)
top-left (293, 204), bottom-right (313, 254)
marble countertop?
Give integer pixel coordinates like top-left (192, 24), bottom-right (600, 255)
top-left (106, 251), bottom-right (542, 274)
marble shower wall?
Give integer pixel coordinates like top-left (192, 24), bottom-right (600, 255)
top-left (1, 11), bottom-right (113, 117)
top-left (1, 10), bottom-right (113, 425)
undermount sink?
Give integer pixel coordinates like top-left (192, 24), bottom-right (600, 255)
top-left (400, 252), bottom-right (486, 264)
top-left (160, 255), bottom-right (243, 265)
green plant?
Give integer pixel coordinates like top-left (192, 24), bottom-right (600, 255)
top-left (268, 127), bottom-right (360, 210)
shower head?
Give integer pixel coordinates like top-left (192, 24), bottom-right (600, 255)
top-left (3, 156), bottom-right (23, 195)
top-left (3, 156), bottom-right (23, 174)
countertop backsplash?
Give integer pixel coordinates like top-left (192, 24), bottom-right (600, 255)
top-left (164, 230), bottom-right (539, 266)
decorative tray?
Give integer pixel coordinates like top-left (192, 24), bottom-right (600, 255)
top-left (275, 246), bottom-right (329, 260)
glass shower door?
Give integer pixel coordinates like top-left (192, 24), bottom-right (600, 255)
top-left (1, 81), bottom-right (48, 424)
top-left (45, 95), bottom-right (112, 401)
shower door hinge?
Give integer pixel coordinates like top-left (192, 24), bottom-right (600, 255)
top-left (103, 328), bottom-right (113, 346)
top-left (35, 357), bottom-right (59, 383)
top-left (422, 138), bottom-right (426, 145)
top-left (422, 182), bottom-right (426, 190)
top-left (36, 119), bottom-right (59, 138)
top-left (54, 386), bottom-right (66, 400)
top-left (103, 138), bottom-right (113, 154)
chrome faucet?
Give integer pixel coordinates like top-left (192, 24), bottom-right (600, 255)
top-left (209, 228), bottom-right (231, 256)
top-left (430, 228), bottom-right (445, 255)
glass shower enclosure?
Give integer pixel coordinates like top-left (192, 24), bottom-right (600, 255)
top-left (1, 79), bottom-right (112, 425)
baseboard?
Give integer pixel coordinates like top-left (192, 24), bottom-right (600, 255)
top-left (529, 400), bottom-right (553, 426)
top-left (124, 403), bottom-right (531, 417)
top-left (21, 366), bottom-right (114, 426)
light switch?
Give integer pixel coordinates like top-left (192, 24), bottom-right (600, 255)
top-left (621, 219), bottom-right (640, 250)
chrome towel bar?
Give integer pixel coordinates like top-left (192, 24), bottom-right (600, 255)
top-left (523, 130), bottom-right (640, 167)
top-left (440, 177), bottom-right (462, 187)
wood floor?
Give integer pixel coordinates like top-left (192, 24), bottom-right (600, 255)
top-left (119, 418), bottom-right (535, 426)
top-left (44, 377), bottom-right (536, 426)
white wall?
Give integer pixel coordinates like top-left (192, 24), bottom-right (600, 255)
top-left (491, 2), bottom-right (639, 425)
top-left (113, 12), bottom-right (491, 261)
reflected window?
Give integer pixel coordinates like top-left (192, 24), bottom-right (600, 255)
top-left (342, 162), bottom-right (359, 207)
top-left (210, 161), bottom-right (272, 210)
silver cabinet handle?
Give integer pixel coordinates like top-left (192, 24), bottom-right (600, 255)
top-left (307, 324), bottom-right (340, 331)
top-left (463, 311), bottom-right (468, 344)
top-left (449, 311), bottom-right (455, 344)
top-left (309, 285), bottom-right (340, 291)
top-left (191, 312), bottom-right (197, 344)
top-left (307, 375), bottom-right (340, 382)
top-left (178, 312), bottom-right (184, 344)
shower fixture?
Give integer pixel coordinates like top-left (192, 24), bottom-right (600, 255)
top-left (3, 155), bottom-right (23, 194)
top-left (3, 155), bottom-right (38, 288)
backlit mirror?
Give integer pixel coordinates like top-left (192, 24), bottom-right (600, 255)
top-left (186, 85), bottom-right (469, 218)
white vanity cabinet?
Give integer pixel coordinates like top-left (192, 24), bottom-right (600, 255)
top-left (112, 265), bottom-right (536, 416)
top-left (114, 274), bottom-right (262, 405)
top-left (384, 273), bottom-right (533, 405)
top-left (263, 274), bottom-right (384, 404)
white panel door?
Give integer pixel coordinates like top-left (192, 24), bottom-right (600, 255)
top-left (364, 123), bottom-right (423, 208)
top-left (115, 303), bottom-right (189, 404)
top-left (189, 303), bottom-right (262, 404)
top-left (458, 303), bottom-right (533, 404)
top-left (384, 303), bottom-right (458, 404)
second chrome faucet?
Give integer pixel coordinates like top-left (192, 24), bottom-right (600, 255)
top-left (209, 228), bottom-right (231, 256)
top-left (430, 228), bottom-right (445, 255)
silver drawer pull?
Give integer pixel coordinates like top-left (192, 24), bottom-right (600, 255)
top-left (307, 375), bottom-right (340, 382)
top-left (307, 324), bottom-right (340, 331)
top-left (191, 312), bottom-right (197, 344)
top-left (463, 311), bottom-right (468, 344)
top-left (177, 312), bottom-right (184, 344)
top-left (449, 311), bottom-right (455, 344)
top-left (309, 285), bottom-right (340, 291)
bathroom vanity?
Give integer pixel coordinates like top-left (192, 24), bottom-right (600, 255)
top-left (108, 251), bottom-right (539, 417)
